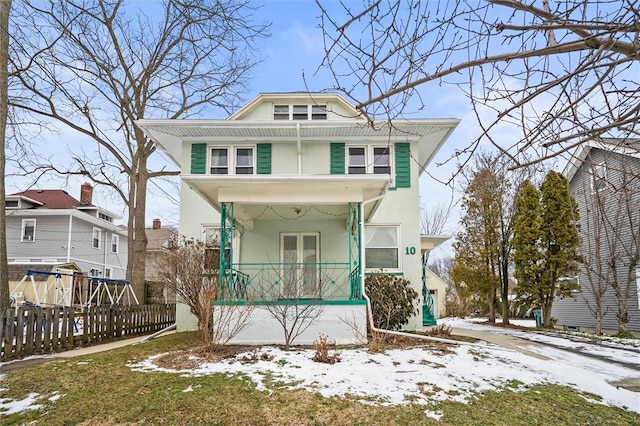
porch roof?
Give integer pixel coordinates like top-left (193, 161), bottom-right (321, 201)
top-left (182, 174), bottom-right (390, 230)
top-left (135, 118), bottom-right (460, 175)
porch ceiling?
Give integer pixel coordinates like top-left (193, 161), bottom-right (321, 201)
top-left (182, 174), bottom-right (390, 230)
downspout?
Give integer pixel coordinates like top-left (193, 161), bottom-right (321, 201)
top-left (296, 122), bottom-right (302, 174)
top-left (359, 198), bottom-right (471, 346)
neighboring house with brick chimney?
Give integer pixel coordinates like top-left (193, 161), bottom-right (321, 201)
top-left (6, 183), bottom-right (128, 302)
top-left (144, 218), bottom-right (177, 304)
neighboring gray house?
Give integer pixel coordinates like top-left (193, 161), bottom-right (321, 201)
top-left (6, 183), bottom-right (128, 294)
top-left (552, 139), bottom-right (640, 335)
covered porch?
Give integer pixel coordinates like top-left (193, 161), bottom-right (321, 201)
top-left (185, 174), bottom-right (390, 305)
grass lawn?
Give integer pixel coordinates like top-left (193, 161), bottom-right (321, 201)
top-left (1, 331), bottom-right (638, 425)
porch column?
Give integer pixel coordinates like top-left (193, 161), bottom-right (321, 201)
top-left (219, 202), bottom-right (234, 300)
top-left (348, 202), bottom-right (362, 299)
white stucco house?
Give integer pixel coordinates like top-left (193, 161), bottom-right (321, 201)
top-left (136, 92), bottom-right (458, 344)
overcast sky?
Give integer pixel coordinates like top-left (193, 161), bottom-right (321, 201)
top-left (6, 1), bottom-right (533, 260)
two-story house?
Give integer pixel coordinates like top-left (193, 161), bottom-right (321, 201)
top-left (7, 183), bottom-right (129, 305)
top-left (552, 139), bottom-right (640, 335)
top-left (136, 92), bottom-right (459, 343)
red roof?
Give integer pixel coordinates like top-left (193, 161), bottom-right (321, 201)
top-left (12, 189), bottom-right (93, 209)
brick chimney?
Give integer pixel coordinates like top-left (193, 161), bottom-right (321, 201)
top-left (152, 218), bottom-right (161, 229)
top-left (80, 182), bottom-right (93, 205)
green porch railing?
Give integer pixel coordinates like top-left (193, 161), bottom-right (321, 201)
top-left (228, 262), bottom-right (360, 302)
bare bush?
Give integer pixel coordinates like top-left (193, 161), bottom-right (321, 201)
top-left (156, 236), bottom-right (253, 350)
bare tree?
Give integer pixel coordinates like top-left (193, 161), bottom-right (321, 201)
top-left (8, 0), bottom-right (269, 299)
top-left (421, 203), bottom-right (451, 236)
top-left (156, 236), bottom-right (253, 350)
top-left (0, 0), bottom-right (10, 309)
top-left (251, 264), bottom-right (343, 350)
top-left (317, 1), bottom-right (639, 170)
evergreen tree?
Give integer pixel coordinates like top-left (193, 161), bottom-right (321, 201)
top-left (513, 172), bottom-right (580, 326)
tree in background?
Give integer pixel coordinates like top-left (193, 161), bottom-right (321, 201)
top-left (451, 166), bottom-right (501, 321)
top-left (451, 153), bottom-right (523, 323)
top-left (317, 1), bottom-right (639, 170)
top-left (0, 0), bottom-right (10, 309)
top-left (8, 0), bottom-right (269, 299)
top-left (513, 171), bottom-right (580, 326)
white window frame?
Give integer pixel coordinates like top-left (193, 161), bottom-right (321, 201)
top-left (202, 225), bottom-right (240, 265)
top-left (208, 145), bottom-right (255, 175)
top-left (590, 162), bottom-right (606, 194)
top-left (21, 219), bottom-right (36, 242)
top-left (111, 234), bottom-right (119, 253)
top-left (347, 145), bottom-right (394, 176)
top-left (104, 268), bottom-right (112, 279)
top-left (92, 227), bottom-right (102, 250)
top-left (273, 104), bottom-right (327, 120)
top-left (364, 225), bottom-right (401, 271)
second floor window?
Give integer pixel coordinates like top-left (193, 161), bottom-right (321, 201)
top-left (210, 146), bottom-right (254, 175)
top-left (92, 228), bottom-right (102, 249)
top-left (111, 234), bottom-right (119, 253)
top-left (591, 162), bottom-right (606, 194)
top-left (348, 145), bottom-right (392, 175)
top-left (21, 219), bottom-right (36, 242)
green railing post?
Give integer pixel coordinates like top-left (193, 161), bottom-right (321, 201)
top-left (348, 203), bottom-right (362, 299)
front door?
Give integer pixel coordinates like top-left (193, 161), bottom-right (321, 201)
top-left (280, 232), bottom-right (319, 298)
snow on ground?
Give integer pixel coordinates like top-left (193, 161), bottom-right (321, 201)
top-left (1, 317), bottom-right (639, 416)
top-left (127, 319), bottom-right (640, 414)
top-left (441, 317), bottom-right (640, 366)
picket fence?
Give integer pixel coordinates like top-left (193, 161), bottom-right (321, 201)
top-left (0, 304), bottom-right (176, 362)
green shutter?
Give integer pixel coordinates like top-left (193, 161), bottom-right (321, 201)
top-left (330, 142), bottom-right (345, 174)
top-left (190, 143), bottom-right (207, 174)
top-left (395, 142), bottom-right (411, 188)
top-left (256, 143), bottom-right (272, 174)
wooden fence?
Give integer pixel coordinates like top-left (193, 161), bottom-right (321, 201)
top-left (0, 304), bottom-right (176, 362)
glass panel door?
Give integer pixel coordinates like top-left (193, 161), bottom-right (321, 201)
top-left (280, 232), bottom-right (319, 298)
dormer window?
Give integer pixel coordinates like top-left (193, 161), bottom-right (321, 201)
top-left (273, 104), bottom-right (327, 120)
top-left (98, 212), bottom-right (113, 222)
top-left (5, 200), bottom-right (18, 209)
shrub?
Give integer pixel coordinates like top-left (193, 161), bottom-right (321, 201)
top-left (365, 272), bottom-right (419, 330)
top-left (312, 334), bottom-right (341, 364)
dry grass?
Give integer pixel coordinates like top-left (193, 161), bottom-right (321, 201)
top-left (0, 331), bottom-right (638, 425)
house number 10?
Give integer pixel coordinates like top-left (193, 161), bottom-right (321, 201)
top-left (405, 247), bottom-right (416, 255)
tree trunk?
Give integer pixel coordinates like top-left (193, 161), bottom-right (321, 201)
top-left (0, 0), bottom-right (12, 310)
top-left (125, 152), bottom-right (149, 304)
top-left (594, 311), bottom-right (602, 335)
top-left (617, 299), bottom-right (629, 333)
top-left (487, 289), bottom-right (496, 323)
top-left (501, 260), bottom-right (510, 325)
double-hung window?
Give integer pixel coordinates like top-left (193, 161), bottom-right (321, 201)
top-left (21, 219), bottom-right (36, 242)
top-left (365, 225), bottom-right (400, 270)
top-left (92, 228), bottom-right (102, 249)
top-left (347, 145), bottom-right (392, 175)
top-left (591, 162), bottom-right (606, 194)
top-left (111, 234), bottom-right (119, 253)
top-left (209, 146), bottom-right (254, 175)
